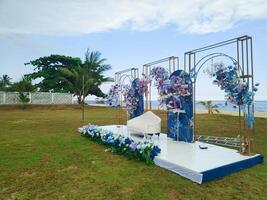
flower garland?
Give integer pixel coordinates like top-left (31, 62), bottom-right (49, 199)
top-left (135, 77), bottom-right (149, 95)
top-left (122, 85), bottom-right (138, 114)
top-left (211, 63), bottom-right (258, 107)
top-left (78, 124), bottom-right (161, 164)
top-left (106, 84), bottom-right (120, 107)
top-left (151, 67), bottom-right (169, 97)
top-left (122, 78), bottom-right (149, 114)
top-left (151, 67), bottom-right (192, 110)
top-left (193, 62), bottom-right (259, 128)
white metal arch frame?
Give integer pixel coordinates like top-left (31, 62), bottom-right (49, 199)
top-left (114, 68), bottom-right (139, 106)
top-left (115, 68), bottom-right (139, 84)
top-left (192, 53), bottom-right (243, 80)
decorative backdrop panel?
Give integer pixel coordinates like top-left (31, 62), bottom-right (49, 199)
top-left (167, 70), bottom-right (193, 142)
top-left (130, 78), bottom-right (144, 119)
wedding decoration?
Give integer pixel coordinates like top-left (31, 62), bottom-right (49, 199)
top-left (151, 67), bottom-right (169, 98)
top-left (203, 62), bottom-right (259, 128)
top-left (201, 63), bottom-right (259, 107)
top-left (78, 124), bottom-right (161, 164)
top-left (151, 67), bottom-right (193, 142)
top-left (211, 63), bottom-right (258, 107)
top-left (134, 76), bottom-right (150, 95)
top-left (122, 84), bottom-right (138, 114)
top-left (106, 77), bottom-right (148, 118)
top-left (167, 70), bottom-right (194, 142)
top-left (122, 77), bottom-right (148, 116)
top-left (151, 67), bottom-right (192, 110)
top-left (107, 84), bottom-right (120, 107)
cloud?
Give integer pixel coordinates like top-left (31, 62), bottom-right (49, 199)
top-left (0, 0), bottom-right (267, 35)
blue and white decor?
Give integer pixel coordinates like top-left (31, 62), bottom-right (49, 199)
top-left (123, 78), bottom-right (147, 119)
top-left (83, 125), bottom-right (263, 184)
top-left (205, 63), bottom-right (259, 128)
top-left (78, 124), bottom-right (161, 164)
top-left (130, 78), bottom-right (145, 118)
top-left (107, 84), bottom-right (120, 107)
top-left (166, 70), bottom-right (193, 142)
top-left (151, 67), bottom-right (193, 142)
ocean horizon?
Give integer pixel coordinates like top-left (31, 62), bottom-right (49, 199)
top-left (86, 100), bottom-right (267, 112)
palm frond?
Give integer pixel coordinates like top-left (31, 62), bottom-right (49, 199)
top-left (198, 101), bottom-right (207, 106)
top-left (213, 109), bottom-right (220, 113)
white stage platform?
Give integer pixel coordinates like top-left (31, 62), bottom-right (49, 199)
top-left (100, 125), bottom-right (263, 184)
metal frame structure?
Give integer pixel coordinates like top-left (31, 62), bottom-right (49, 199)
top-left (195, 135), bottom-right (241, 149)
top-left (184, 35), bottom-right (255, 153)
top-left (143, 56), bottom-right (179, 110)
top-left (114, 68), bottom-right (139, 121)
top-left (115, 68), bottom-right (139, 85)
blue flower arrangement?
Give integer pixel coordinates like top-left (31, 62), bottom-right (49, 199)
top-left (211, 63), bottom-right (258, 107)
top-left (122, 85), bottom-right (138, 114)
top-left (122, 77), bottom-right (148, 114)
top-left (78, 124), bottom-right (161, 164)
top-left (151, 67), bottom-right (192, 111)
top-left (205, 63), bottom-right (259, 128)
top-left (106, 84), bottom-right (120, 107)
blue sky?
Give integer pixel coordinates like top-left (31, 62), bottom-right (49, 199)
top-left (1, 0), bottom-right (267, 100)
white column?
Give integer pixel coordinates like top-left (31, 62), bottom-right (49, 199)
top-left (51, 93), bottom-right (54, 104)
top-left (71, 94), bottom-right (74, 104)
top-left (29, 92), bottom-right (32, 104)
top-left (3, 92), bottom-right (6, 104)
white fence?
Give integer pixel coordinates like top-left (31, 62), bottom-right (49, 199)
top-left (0, 91), bottom-right (74, 105)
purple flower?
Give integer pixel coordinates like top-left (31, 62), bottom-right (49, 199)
top-left (129, 142), bottom-right (137, 151)
top-left (124, 137), bottom-right (132, 145)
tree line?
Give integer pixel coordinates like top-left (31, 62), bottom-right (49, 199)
top-left (0, 49), bottom-right (113, 104)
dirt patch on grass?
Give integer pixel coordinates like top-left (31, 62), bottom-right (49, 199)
top-left (165, 188), bottom-right (181, 200)
top-left (120, 186), bottom-right (136, 195)
top-left (58, 165), bottom-right (78, 172)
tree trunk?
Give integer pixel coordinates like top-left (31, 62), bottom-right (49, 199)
top-left (77, 95), bottom-right (82, 104)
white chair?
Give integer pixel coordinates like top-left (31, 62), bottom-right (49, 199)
top-left (127, 111), bottom-right (161, 137)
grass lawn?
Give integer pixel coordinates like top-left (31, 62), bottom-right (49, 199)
top-left (0, 105), bottom-right (266, 200)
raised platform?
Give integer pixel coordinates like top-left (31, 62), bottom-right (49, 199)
top-left (100, 125), bottom-right (263, 184)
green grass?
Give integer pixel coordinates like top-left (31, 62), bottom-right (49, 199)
top-left (0, 105), bottom-right (266, 200)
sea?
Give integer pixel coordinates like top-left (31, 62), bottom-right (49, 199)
top-left (86, 100), bottom-right (267, 112)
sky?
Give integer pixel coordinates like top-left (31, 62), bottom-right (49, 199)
top-left (0, 0), bottom-right (267, 100)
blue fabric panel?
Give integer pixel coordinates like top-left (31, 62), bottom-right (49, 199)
top-left (167, 70), bottom-right (193, 142)
top-left (179, 96), bottom-right (193, 142)
top-left (131, 94), bottom-right (144, 119)
top-left (201, 155), bottom-right (264, 183)
top-left (130, 78), bottom-right (144, 119)
top-left (167, 111), bottom-right (193, 142)
top-left (167, 112), bottom-right (178, 139)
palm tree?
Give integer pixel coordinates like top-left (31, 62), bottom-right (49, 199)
top-left (60, 65), bottom-right (93, 104)
top-left (60, 49), bottom-right (113, 104)
top-left (0, 74), bottom-right (12, 90)
top-left (18, 92), bottom-right (30, 109)
top-left (8, 76), bottom-right (36, 92)
top-left (5, 76), bottom-right (35, 109)
top-left (198, 100), bottom-right (220, 114)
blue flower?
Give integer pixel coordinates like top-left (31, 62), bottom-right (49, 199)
top-left (149, 146), bottom-right (161, 158)
top-left (103, 133), bottom-right (113, 142)
top-left (114, 138), bottom-right (121, 147)
top-left (124, 137), bottom-right (132, 145)
top-left (107, 135), bottom-right (114, 144)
